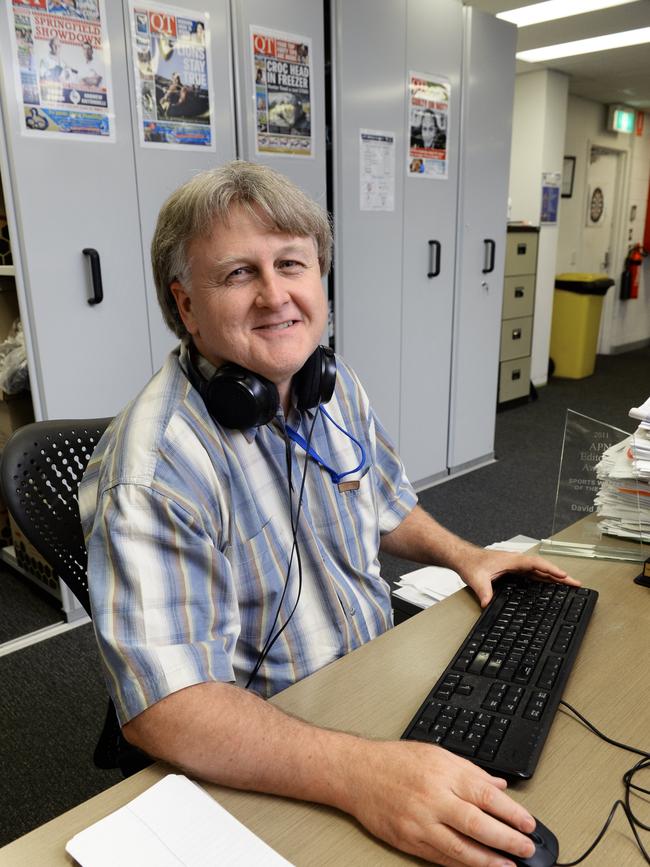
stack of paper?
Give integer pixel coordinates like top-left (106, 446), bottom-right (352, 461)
top-left (594, 397), bottom-right (650, 542)
top-left (393, 536), bottom-right (539, 610)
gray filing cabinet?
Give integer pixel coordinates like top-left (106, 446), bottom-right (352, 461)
top-left (498, 226), bottom-right (539, 403)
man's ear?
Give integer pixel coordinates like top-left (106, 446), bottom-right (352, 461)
top-left (170, 281), bottom-right (198, 336)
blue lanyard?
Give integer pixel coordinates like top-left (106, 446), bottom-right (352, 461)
top-left (284, 406), bottom-right (367, 485)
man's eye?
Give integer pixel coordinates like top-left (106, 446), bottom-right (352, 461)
top-left (278, 260), bottom-right (304, 271)
top-left (226, 267), bottom-right (253, 283)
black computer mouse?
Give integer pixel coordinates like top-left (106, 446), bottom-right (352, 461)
top-left (496, 817), bottom-right (559, 867)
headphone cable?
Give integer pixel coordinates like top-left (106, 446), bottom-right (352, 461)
top-left (245, 407), bottom-right (320, 689)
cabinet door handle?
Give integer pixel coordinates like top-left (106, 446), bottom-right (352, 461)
top-left (83, 248), bottom-right (104, 306)
top-left (427, 240), bottom-right (441, 278)
top-left (512, 328), bottom-right (522, 340)
top-left (512, 368), bottom-right (521, 381)
top-left (482, 238), bottom-right (496, 274)
top-left (514, 287), bottom-right (524, 298)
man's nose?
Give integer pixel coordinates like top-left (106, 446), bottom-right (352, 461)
top-left (255, 269), bottom-right (290, 307)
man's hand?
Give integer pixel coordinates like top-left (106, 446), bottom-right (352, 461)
top-left (126, 683), bottom-right (538, 865)
top-left (344, 739), bottom-right (537, 866)
top-left (380, 505), bottom-right (578, 608)
top-left (455, 547), bottom-right (579, 608)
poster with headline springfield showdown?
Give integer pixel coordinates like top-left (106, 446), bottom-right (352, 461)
top-left (252, 27), bottom-right (312, 158)
top-left (8, 0), bottom-right (115, 140)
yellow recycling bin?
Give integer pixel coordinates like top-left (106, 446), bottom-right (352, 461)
top-left (549, 273), bottom-right (614, 379)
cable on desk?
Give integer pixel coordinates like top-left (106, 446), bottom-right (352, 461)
top-left (553, 700), bottom-right (650, 865)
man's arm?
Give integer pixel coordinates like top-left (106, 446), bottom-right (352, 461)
top-left (380, 504), bottom-right (577, 607)
top-left (124, 680), bottom-right (539, 866)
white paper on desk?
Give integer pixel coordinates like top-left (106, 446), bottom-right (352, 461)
top-left (629, 395), bottom-right (650, 424)
top-left (65, 774), bottom-right (293, 867)
top-left (485, 535), bottom-right (539, 553)
top-left (398, 565), bottom-right (465, 595)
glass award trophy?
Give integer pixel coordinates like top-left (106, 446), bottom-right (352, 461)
top-left (539, 410), bottom-right (647, 561)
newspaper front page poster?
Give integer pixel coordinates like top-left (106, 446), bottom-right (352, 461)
top-left (8, 0), bottom-right (115, 140)
top-left (408, 72), bottom-right (450, 179)
top-left (251, 27), bottom-right (312, 158)
top-left (129, 3), bottom-right (215, 149)
top-left (360, 130), bottom-right (395, 212)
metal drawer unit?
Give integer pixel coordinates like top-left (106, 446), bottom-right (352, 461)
top-left (498, 226), bottom-right (539, 404)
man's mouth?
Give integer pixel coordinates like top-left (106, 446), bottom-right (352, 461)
top-left (256, 320), bottom-right (297, 331)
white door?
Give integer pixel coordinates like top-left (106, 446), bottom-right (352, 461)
top-left (447, 8), bottom-right (516, 472)
top-left (231, 0), bottom-right (327, 208)
top-left (331, 0), bottom-right (407, 443)
top-left (399, 0), bottom-right (462, 485)
top-left (122, 0), bottom-right (238, 371)
top-left (0, 2), bottom-right (153, 419)
top-left (583, 149), bottom-right (619, 275)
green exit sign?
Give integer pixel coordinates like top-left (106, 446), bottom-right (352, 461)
top-left (608, 105), bottom-right (635, 134)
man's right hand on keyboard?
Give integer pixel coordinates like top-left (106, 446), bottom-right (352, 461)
top-left (342, 738), bottom-right (537, 866)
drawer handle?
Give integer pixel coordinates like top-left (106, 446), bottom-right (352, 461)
top-left (514, 287), bottom-right (524, 298)
top-left (83, 247), bottom-right (104, 306)
top-left (512, 369), bottom-right (521, 381)
top-left (517, 243), bottom-right (527, 255)
top-left (512, 328), bottom-right (522, 340)
top-left (482, 238), bottom-right (496, 274)
top-left (427, 240), bottom-right (441, 278)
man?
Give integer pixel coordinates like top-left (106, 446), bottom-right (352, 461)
top-left (76, 41), bottom-right (102, 89)
top-left (80, 161), bottom-right (575, 866)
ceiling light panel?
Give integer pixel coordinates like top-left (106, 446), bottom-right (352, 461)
top-left (517, 26), bottom-right (650, 61)
top-left (498, 0), bottom-right (641, 28)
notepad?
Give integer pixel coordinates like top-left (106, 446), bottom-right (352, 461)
top-left (66, 774), bottom-right (293, 866)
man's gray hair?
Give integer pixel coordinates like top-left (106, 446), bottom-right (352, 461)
top-left (151, 160), bottom-right (333, 338)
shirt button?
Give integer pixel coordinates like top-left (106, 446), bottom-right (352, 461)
top-left (349, 607), bottom-right (356, 616)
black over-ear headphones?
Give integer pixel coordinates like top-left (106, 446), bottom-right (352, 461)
top-left (185, 344), bottom-right (337, 429)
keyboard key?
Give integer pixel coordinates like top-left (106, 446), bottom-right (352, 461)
top-left (468, 650), bottom-right (490, 674)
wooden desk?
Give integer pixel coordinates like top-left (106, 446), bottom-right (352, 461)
top-left (1, 553), bottom-right (649, 865)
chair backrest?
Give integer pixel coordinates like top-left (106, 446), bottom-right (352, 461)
top-left (0, 418), bottom-right (112, 616)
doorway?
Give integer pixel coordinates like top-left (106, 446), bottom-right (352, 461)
top-left (582, 145), bottom-right (625, 353)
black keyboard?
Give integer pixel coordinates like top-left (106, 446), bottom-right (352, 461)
top-left (401, 575), bottom-right (598, 779)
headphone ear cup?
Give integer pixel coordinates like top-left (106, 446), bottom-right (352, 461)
top-left (294, 345), bottom-right (337, 411)
top-left (204, 364), bottom-right (279, 429)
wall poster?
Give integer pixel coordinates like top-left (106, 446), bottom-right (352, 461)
top-left (407, 72), bottom-right (449, 179)
top-left (541, 171), bottom-right (561, 225)
top-left (360, 129), bottom-right (395, 212)
top-left (129, 2), bottom-right (215, 149)
top-left (251, 27), bottom-right (312, 157)
top-left (7, 0), bottom-right (115, 140)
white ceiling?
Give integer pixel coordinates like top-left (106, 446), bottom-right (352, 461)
top-left (465, 0), bottom-right (650, 108)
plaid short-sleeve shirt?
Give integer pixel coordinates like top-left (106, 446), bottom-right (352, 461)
top-left (79, 345), bottom-right (417, 724)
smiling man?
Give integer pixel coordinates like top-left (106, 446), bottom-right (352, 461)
top-left (80, 161), bottom-right (575, 867)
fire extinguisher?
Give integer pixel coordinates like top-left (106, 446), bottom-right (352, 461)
top-left (620, 243), bottom-right (647, 300)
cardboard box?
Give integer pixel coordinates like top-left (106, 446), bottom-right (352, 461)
top-left (0, 494), bottom-right (11, 548)
top-left (0, 390), bottom-right (34, 451)
top-left (9, 513), bottom-right (59, 595)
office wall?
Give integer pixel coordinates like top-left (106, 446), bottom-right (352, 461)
top-left (508, 69), bottom-right (569, 386)
top-left (557, 95), bottom-right (650, 354)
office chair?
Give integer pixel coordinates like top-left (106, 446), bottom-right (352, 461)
top-left (0, 418), bottom-right (151, 777)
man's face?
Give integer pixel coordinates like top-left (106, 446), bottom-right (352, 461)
top-left (421, 113), bottom-right (436, 147)
top-left (171, 205), bottom-right (327, 406)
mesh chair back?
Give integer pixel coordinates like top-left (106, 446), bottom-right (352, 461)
top-left (0, 418), bottom-right (111, 615)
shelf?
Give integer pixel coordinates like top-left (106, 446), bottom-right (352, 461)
top-left (0, 266), bottom-right (15, 277)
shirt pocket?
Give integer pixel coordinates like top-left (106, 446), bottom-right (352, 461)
top-left (225, 518), bottom-right (294, 618)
